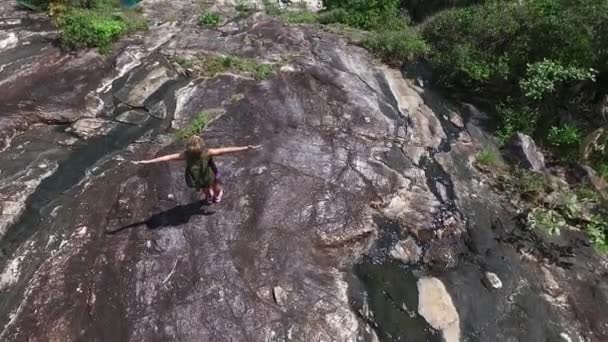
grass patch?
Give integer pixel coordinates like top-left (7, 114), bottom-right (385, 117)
top-left (575, 185), bottom-right (604, 203)
top-left (499, 169), bottom-right (549, 201)
top-left (178, 54), bottom-right (277, 80)
top-left (199, 11), bottom-right (221, 27)
top-left (476, 148), bottom-right (499, 167)
top-left (282, 10), bottom-right (318, 24)
top-left (175, 112), bottom-right (209, 140)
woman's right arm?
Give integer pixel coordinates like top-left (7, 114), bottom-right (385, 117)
top-left (133, 152), bottom-right (185, 164)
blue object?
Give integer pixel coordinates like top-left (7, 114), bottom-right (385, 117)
top-left (120, 0), bottom-right (143, 9)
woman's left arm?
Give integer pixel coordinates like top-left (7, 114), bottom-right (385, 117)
top-left (208, 145), bottom-right (261, 156)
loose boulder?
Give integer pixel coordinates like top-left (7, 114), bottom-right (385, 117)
top-left (506, 133), bottom-right (546, 172)
top-left (417, 277), bottom-right (460, 342)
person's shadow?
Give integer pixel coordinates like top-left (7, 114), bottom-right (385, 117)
top-left (105, 201), bottom-right (214, 234)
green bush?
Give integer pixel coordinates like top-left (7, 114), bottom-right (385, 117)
top-left (60, 9), bottom-right (127, 52)
top-left (362, 28), bottom-right (428, 64)
top-left (547, 124), bottom-right (581, 148)
top-left (262, 0), bottom-right (282, 16)
top-left (496, 102), bottom-right (539, 144)
top-left (199, 11), bottom-right (221, 27)
top-left (423, 0), bottom-right (607, 92)
top-left (43, 0), bottom-right (147, 52)
top-left (321, 0), bottom-right (405, 31)
top-left (528, 208), bottom-right (565, 235)
top-left (586, 216), bottom-right (608, 253)
top-left (421, 0), bottom-right (608, 158)
top-left (520, 60), bottom-right (596, 101)
top-left (235, 0), bottom-right (251, 13)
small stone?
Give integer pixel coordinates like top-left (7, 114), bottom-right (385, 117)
top-left (38, 163), bottom-right (47, 169)
top-left (483, 272), bottom-right (503, 289)
top-left (273, 286), bottom-right (287, 307)
top-left (58, 137), bottom-right (78, 146)
top-left (364, 116), bottom-right (371, 123)
top-left (167, 194), bottom-right (175, 200)
top-left (390, 237), bottom-right (422, 264)
top-left (449, 112), bottom-right (464, 128)
top-left (280, 65), bottom-right (296, 72)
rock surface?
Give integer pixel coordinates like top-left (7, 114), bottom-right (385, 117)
top-left (574, 164), bottom-right (608, 200)
top-left (0, 1), bottom-right (607, 342)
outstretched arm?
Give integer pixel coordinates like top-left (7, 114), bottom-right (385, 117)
top-left (208, 145), bottom-right (261, 157)
top-left (133, 152), bottom-right (184, 164)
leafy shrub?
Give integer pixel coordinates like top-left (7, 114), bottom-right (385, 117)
top-left (520, 60), bottom-right (596, 101)
top-left (321, 0), bottom-right (405, 31)
top-left (60, 9), bottom-right (127, 52)
top-left (547, 124), bottom-right (581, 148)
top-left (46, 0), bottom-right (147, 52)
top-left (199, 11), bottom-right (221, 27)
top-left (235, 0), bottom-right (251, 13)
top-left (422, 0), bottom-right (608, 160)
top-left (262, 0), bottom-right (282, 16)
top-left (586, 216), bottom-right (608, 253)
top-left (528, 208), bottom-right (565, 235)
top-left (422, 1), bottom-right (525, 92)
top-left (362, 28), bottom-right (428, 64)
top-left (423, 0), bottom-right (607, 92)
top-left (496, 102), bottom-right (539, 144)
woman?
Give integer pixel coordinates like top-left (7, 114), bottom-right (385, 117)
top-left (134, 136), bottom-right (260, 203)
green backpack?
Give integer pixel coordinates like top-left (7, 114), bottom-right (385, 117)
top-left (185, 156), bottom-right (214, 188)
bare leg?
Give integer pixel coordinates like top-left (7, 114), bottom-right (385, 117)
top-left (212, 181), bottom-right (223, 203)
top-left (199, 188), bottom-right (207, 201)
top-left (205, 187), bottom-right (214, 203)
top-left (199, 187), bottom-right (214, 202)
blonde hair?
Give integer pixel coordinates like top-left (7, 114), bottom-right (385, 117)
top-left (186, 136), bottom-right (207, 159)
